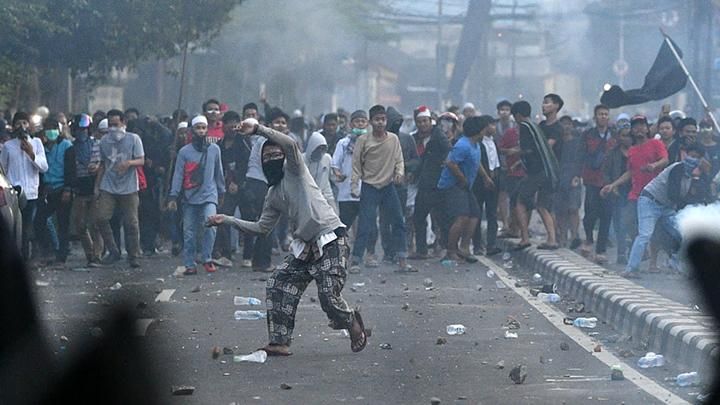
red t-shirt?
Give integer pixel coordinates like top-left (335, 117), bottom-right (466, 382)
top-left (499, 127), bottom-right (527, 178)
top-left (626, 139), bottom-right (668, 201)
top-left (184, 121), bottom-right (224, 144)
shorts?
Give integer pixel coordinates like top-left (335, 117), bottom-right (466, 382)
top-left (505, 176), bottom-right (523, 206)
top-left (554, 186), bottom-right (582, 212)
top-left (441, 185), bottom-right (481, 220)
top-left (516, 174), bottom-right (554, 210)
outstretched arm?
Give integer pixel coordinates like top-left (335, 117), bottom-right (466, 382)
top-left (208, 198), bottom-right (281, 235)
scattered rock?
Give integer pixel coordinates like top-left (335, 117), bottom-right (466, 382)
top-left (309, 297), bottom-right (317, 303)
top-left (136, 301), bottom-right (148, 309)
top-left (60, 335), bottom-right (69, 343)
top-left (539, 356), bottom-right (544, 364)
top-left (610, 365), bottom-right (625, 381)
top-left (171, 385), bottom-right (195, 396)
top-left (380, 279), bottom-right (387, 284)
top-left (402, 303), bottom-right (410, 311)
top-left (506, 317), bottom-right (521, 330)
top-left (575, 303), bottom-right (586, 313)
top-left (430, 397), bottom-right (441, 405)
top-left (109, 282), bottom-right (122, 291)
top-left (190, 285), bottom-right (201, 293)
top-left (457, 396), bottom-right (468, 400)
top-left (436, 337), bottom-right (447, 345)
top-left (593, 344), bottom-right (602, 353)
top-left (350, 287), bottom-right (358, 292)
top-left (212, 346), bottom-right (221, 359)
top-left (223, 347), bottom-right (234, 355)
top-left (560, 342), bottom-right (570, 351)
top-left (619, 349), bottom-right (633, 358)
top-left (90, 327), bottom-right (103, 338)
top-left (514, 282), bottom-right (522, 288)
top-left (423, 278), bottom-right (433, 288)
top-left (509, 364), bottom-right (528, 384)
top-left (379, 343), bottom-right (392, 350)
top-left (415, 374), bottom-right (421, 379)
top-left (495, 360), bottom-right (505, 369)
top-left (476, 285), bottom-right (483, 291)
top-left (280, 383), bottom-right (292, 390)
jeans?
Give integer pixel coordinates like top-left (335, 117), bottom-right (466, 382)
top-left (214, 191), bottom-right (242, 259)
top-left (626, 195), bottom-right (675, 272)
top-left (35, 189), bottom-right (72, 261)
top-left (96, 191), bottom-right (140, 259)
top-left (245, 178), bottom-right (272, 268)
top-left (583, 185), bottom-right (612, 254)
top-left (338, 201), bottom-right (377, 254)
top-left (379, 184), bottom-right (407, 259)
top-left (20, 199), bottom-right (37, 260)
top-left (472, 179), bottom-right (499, 250)
top-left (610, 195), bottom-right (630, 259)
top-left (182, 202), bottom-right (217, 268)
top-left (352, 183), bottom-right (406, 261)
top-left (414, 187), bottom-right (446, 255)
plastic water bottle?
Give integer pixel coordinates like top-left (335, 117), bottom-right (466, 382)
top-left (234, 310), bottom-right (266, 320)
top-left (233, 350), bottom-right (268, 363)
top-left (234, 296), bottom-right (262, 306)
top-left (572, 317), bottom-right (598, 329)
top-left (446, 324), bottom-right (466, 335)
top-left (502, 252), bottom-right (512, 261)
top-left (486, 270), bottom-right (495, 278)
top-left (676, 372), bottom-right (699, 387)
top-left (537, 293), bottom-right (561, 303)
top-left (637, 352), bottom-right (665, 368)
top-left (532, 273), bottom-right (543, 284)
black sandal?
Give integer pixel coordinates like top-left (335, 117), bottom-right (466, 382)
top-left (350, 309), bottom-right (368, 353)
top-left (513, 242), bottom-right (532, 251)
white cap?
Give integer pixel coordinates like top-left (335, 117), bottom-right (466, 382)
top-left (98, 118), bottom-right (109, 130)
top-left (616, 113), bottom-right (630, 123)
top-left (177, 121), bottom-right (188, 130)
top-left (191, 115), bottom-right (208, 127)
top-left (463, 102), bottom-right (476, 111)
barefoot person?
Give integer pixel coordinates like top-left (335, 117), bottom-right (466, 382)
top-left (207, 118), bottom-right (368, 356)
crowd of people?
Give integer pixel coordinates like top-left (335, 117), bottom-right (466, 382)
top-left (1, 95), bottom-right (718, 280)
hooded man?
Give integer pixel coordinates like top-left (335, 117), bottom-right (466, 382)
top-left (66, 113), bottom-right (103, 267)
top-left (304, 131), bottom-right (337, 214)
top-left (208, 117), bottom-right (369, 357)
top-left (94, 109), bottom-right (145, 268)
top-left (168, 115), bottom-right (225, 275)
top-left (0, 111), bottom-right (48, 260)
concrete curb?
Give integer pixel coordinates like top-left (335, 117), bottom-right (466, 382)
top-left (499, 240), bottom-right (717, 373)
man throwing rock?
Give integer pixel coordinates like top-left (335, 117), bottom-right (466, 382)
top-left (207, 118), bottom-right (368, 356)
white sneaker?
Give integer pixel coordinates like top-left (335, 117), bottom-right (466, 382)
top-left (241, 259), bottom-right (252, 268)
top-left (214, 257), bottom-right (233, 268)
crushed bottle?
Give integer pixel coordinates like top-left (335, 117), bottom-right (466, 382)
top-left (536, 293), bottom-right (561, 303)
top-left (233, 350), bottom-right (267, 363)
top-left (446, 324), bottom-right (466, 335)
top-left (675, 372), bottom-right (699, 387)
top-left (637, 352), bottom-right (665, 368)
top-left (572, 317), bottom-right (598, 329)
top-left (234, 296), bottom-right (262, 306)
top-left (234, 310), bottom-right (267, 320)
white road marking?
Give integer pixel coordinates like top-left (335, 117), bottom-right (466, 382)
top-left (155, 289), bottom-right (176, 302)
top-left (477, 256), bottom-right (690, 405)
top-left (135, 318), bottom-right (155, 336)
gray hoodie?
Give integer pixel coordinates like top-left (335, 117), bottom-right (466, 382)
top-left (304, 131), bottom-right (337, 213)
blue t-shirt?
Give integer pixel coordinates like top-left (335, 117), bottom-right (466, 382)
top-left (437, 135), bottom-right (481, 190)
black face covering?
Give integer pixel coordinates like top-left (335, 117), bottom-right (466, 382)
top-left (191, 131), bottom-right (206, 152)
top-left (263, 158), bottom-right (285, 186)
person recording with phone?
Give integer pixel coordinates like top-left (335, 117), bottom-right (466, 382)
top-left (0, 112), bottom-right (49, 260)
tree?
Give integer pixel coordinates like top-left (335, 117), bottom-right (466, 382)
top-left (0, 0), bottom-right (243, 110)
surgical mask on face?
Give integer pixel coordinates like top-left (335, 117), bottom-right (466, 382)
top-left (45, 129), bottom-right (60, 141)
top-left (683, 156), bottom-right (700, 175)
top-left (351, 127), bottom-right (367, 136)
top-left (109, 127), bottom-right (126, 141)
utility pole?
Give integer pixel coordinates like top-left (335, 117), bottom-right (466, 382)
top-left (436, 0), bottom-right (444, 109)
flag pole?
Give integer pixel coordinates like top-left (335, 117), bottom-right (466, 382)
top-left (660, 28), bottom-right (720, 132)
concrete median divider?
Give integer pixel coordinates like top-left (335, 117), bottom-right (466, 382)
top-left (498, 240), bottom-right (718, 374)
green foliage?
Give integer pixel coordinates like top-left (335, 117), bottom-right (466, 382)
top-left (0, 0), bottom-right (242, 106)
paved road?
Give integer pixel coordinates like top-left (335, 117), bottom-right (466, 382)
top-left (31, 246), bottom-right (703, 404)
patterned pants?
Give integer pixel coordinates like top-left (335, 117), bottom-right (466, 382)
top-left (266, 236), bottom-right (354, 346)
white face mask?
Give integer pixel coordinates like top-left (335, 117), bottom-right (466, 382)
top-left (109, 127), bottom-right (126, 141)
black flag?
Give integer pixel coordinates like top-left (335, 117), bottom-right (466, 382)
top-left (601, 36), bottom-right (688, 108)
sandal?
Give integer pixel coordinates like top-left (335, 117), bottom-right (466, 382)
top-left (457, 250), bottom-right (479, 263)
top-left (512, 242), bottom-right (532, 251)
top-left (260, 344), bottom-right (293, 357)
top-left (350, 309), bottom-right (368, 353)
top-left (537, 243), bottom-right (559, 250)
